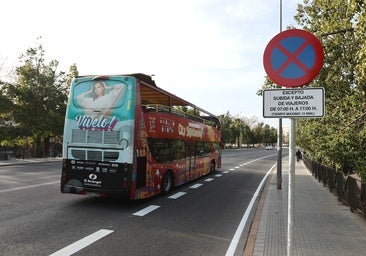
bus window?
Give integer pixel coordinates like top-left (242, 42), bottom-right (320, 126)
top-left (196, 141), bottom-right (211, 156)
top-left (171, 140), bottom-right (185, 161)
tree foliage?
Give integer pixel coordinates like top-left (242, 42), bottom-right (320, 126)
top-left (0, 82), bottom-right (15, 145)
top-left (1, 43), bottom-right (276, 157)
top-left (292, 0), bottom-right (366, 180)
top-left (218, 112), bottom-right (277, 148)
top-left (1, 43), bottom-right (78, 157)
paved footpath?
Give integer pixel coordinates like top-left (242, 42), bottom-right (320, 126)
top-left (251, 158), bottom-right (366, 256)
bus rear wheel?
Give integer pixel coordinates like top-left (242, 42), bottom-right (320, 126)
top-left (162, 171), bottom-right (174, 194)
top-left (210, 160), bottom-right (216, 173)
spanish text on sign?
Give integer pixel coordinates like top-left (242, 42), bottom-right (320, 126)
top-left (263, 88), bottom-right (325, 118)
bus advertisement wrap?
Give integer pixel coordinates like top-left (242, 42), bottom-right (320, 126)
top-left (61, 74), bottom-right (221, 200)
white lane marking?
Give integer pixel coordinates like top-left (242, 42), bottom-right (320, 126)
top-left (230, 154), bottom-right (277, 172)
top-left (214, 174), bottom-right (223, 177)
top-left (223, 171), bottom-right (229, 174)
top-left (0, 181), bottom-right (59, 193)
top-left (225, 163), bottom-right (276, 256)
top-left (204, 178), bottom-right (214, 182)
top-left (168, 192), bottom-right (186, 199)
top-left (190, 183), bottom-right (203, 189)
top-left (133, 205), bottom-right (160, 217)
top-left (49, 229), bottom-right (113, 256)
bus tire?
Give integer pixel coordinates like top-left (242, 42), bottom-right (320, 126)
top-left (162, 171), bottom-right (174, 194)
top-left (210, 160), bottom-right (216, 173)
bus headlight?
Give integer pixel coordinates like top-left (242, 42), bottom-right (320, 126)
top-left (119, 139), bottom-right (129, 150)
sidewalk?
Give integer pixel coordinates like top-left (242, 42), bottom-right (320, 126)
top-left (0, 157), bottom-right (62, 167)
top-left (251, 158), bottom-right (366, 256)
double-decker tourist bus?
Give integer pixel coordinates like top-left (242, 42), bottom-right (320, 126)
top-left (61, 73), bottom-right (221, 200)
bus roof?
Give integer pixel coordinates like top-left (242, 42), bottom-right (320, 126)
top-left (75, 73), bottom-right (219, 119)
top-left (131, 74), bottom-right (218, 118)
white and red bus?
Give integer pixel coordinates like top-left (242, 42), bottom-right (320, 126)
top-left (61, 74), bottom-right (221, 200)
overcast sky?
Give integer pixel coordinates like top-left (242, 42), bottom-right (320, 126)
top-left (0, 0), bottom-right (300, 128)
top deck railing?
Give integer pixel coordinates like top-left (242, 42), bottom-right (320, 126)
top-left (142, 104), bottom-right (220, 128)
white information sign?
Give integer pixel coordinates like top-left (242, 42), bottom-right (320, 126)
top-left (263, 87), bottom-right (325, 118)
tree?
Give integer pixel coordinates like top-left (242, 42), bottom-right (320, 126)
top-left (219, 112), bottom-right (234, 146)
top-left (231, 116), bottom-right (250, 148)
top-left (0, 83), bottom-right (13, 118)
top-left (293, 0), bottom-right (366, 180)
top-left (218, 112), bottom-right (276, 148)
top-left (252, 122), bottom-right (264, 145)
top-left (262, 124), bottom-right (277, 145)
top-left (4, 43), bottom-right (73, 157)
top-left (0, 82), bottom-right (15, 146)
top-left (241, 122), bottom-right (253, 147)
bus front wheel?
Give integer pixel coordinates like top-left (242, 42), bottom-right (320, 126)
top-left (162, 171), bottom-right (174, 194)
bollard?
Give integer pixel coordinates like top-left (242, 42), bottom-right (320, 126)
top-left (322, 166), bottom-right (327, 187)
top-left (327, 167), bottom-right (336, 192)
top-left (361, 183), bottom-right (366, 218)
top-left (345, 176), bottom-right (360, 212)
top-left (336, 172), bottom-right (345, 200)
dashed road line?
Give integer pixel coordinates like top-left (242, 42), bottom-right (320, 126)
top-left (49, 229), bottom-right (114, 256)
top-left (131, 171), bottom-right (229, 217)
top-left (227, 154), bottom-right (277, 173)
top-left (133, 205), bottom-right (160, 217)
top-left (168, 192), bottom-right (186, 199)
top-left (190, 183), bottom-right (203, 189)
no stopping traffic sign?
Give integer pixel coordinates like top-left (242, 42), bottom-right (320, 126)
top-left (263, 29), bottom-right (324, 87)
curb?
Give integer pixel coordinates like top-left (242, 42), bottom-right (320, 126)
top-left (243, 168), bottom-right (275, 256)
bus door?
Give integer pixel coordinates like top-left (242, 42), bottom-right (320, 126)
top-left (185, 142), bottom-right (196, 180)
top-left (136, 147), bottom-right (147, 189)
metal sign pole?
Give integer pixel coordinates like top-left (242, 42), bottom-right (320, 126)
top-left (277, 0), bottom-right (283, 191)
top-left (277, 120), bottom-right (282, 189)
top-left (287, 118), bottom-right (296, 256)
top-left (263, 17), bottom-right (324, 256)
